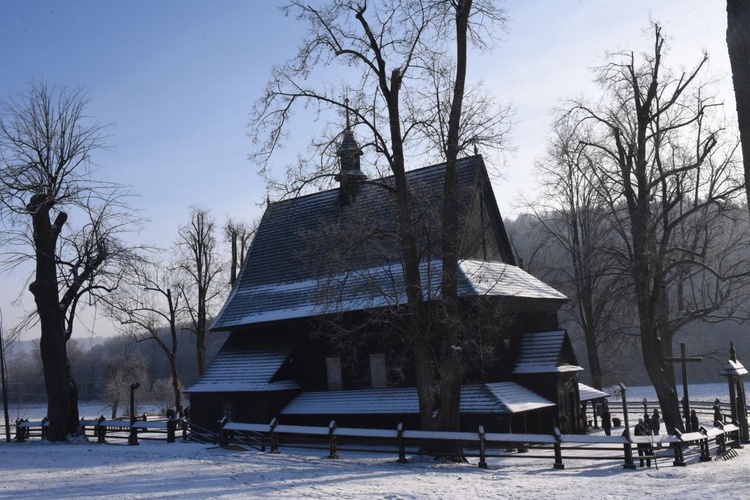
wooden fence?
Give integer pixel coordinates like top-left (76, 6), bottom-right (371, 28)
top-left (12, 415), bottom-right (182, 445)
top-left (4, 396), bottom-right (746, 472)
top-left (217, 416), bottom-right (743, 470)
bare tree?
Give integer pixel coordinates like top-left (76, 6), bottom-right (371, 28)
top-left (727, 0), bottom-right (750, 209)
top-left (224, 217), bottom-right (255, 287)
top-left (175, 206), bottom-right (224, 376)
top-left (562, 24), bottom-right (749, 432)
top-left (530, 123), bottom-right (635, 389)
top-left (101, 338), bottom-right (148, 419)
top-left (106, 258), bottom-right (184, 412)
top-left (0, 82), bottom-right (137, 440)
top-left (252, 0), bottom-right (509, 439)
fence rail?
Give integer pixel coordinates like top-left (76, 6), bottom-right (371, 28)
top-left (11, 415), bottom-right (182, 445)
top-left (4, 397), bottom-right (746, 472)
top-left (217, 416), bottom-right (743, 470)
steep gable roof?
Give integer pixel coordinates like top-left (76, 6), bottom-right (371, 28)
top-left (512, 330), bottom-right (583, 374)
top-left (241, 155), bottom-right (511, 287)
top-left (213, 156), bottom-right (525, 332)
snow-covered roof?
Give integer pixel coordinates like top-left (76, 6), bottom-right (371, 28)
top-left (210, 156), bottom-right (560, 332)
top-left (721, 359), bottom-right (748, 377)
top-left (184, 340), bottom-right (298, 393)
top-left (512, 330), bottom-right (583, 374)
top-left (280, 382), bottom-right (554, 416)
top-left (578, 383), bottom-right (608, 402)
top-left (482, 382), bottom-right (558, 413)
top-left (212, 259), bottom-right (566, 330)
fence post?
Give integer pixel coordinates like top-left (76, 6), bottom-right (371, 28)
top-left (731, 422), bottom-right (743, 449)
top-left (478, 425), bottom-right (487, 469)
top-left (40, 417), bottom-right (48, 440)
top-left (672, 430), bottom-right (686, 466)
top-left (95, 416), bottom-right (106, 443)
top-left (716, 422), bottom-right (727, 454)
top-left (622, 439), bottom-right (636, 470)
top-left (218, 416), bottom-right (229, 447)
top-left (15, 419), bottom-right (24, 443)
top-left (328, 420), bottom-right (339, 459)
top-left (128, 417), bottom-right (139, 446)
top-left (397, 423), bottom-right (407, 464)
top-left (167, 417), bottom-right (177, 443)
top-left (553, 427), bottom-right (564, 470)
top-left (698, 427), bottom-right (711, 462)
top-left (270, 418), bottom-right (280, 454)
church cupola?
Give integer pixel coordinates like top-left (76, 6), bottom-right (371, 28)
top-left (335, 103), bottom-right (367, 202)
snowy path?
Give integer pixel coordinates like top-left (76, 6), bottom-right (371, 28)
top-left (0, 439), bottom-right (742, 499)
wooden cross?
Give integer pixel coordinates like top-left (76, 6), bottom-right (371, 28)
top-left (666, 342), bottom-right (703, 432)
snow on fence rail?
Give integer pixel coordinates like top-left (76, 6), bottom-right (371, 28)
top-left (13, 415), bottom-right (182, 445)
top-left (217, 417), bottom-right (744, 470)
top-left (8, 413), bottom-right (744, 470)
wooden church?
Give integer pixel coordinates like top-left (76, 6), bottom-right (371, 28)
top-left (186, 126), bottom-right (603, 434)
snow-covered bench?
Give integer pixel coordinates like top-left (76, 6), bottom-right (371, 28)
top-left (717, 422), bottom-right (742, 450)
top-left (85, 416), bottom-right (180, 444)
top-left (14, 419), bottom-right (48, 442)
top-left (663, 430), bottom-right (708, 466)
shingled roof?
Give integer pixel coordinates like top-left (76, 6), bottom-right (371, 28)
top-left (279, 381), bottom-right (555, 416)
top-left (212, 258), bottom-right (567, 330)
top-left (245, 155), bottom-right (511, 285)
top-left (212, 156), bottom-right (539, 331)
top-left (184, 338), bottom-right (298, 393)
top-left (512, 330), bottom-right (583, 374)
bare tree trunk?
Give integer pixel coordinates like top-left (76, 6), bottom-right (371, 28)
top-left (177, 207), bottom-right (221, 377)
top-left (584, 329), bottom-right (603, 390)
top-left (432, 0), bottom-right (472, 449)
top-left (30, 205), bottom-right (73, 441)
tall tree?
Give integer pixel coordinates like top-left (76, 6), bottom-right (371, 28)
top-left (530, 123), bottom-right (634, 389)
top-left (175, 206), bottom-right (223, 376)
top-left (0, 82), bottom-right (135, 440)
top-left (106, 258), bottom-right (184, 412)
top-left (563, 25), bottom-right (748, 432)
top-left (252, 0), bottom-right (508, 437)
top-left (224, 217), bottom-right (255, 287)
top-left (727, 0), bottom-right (750, 209)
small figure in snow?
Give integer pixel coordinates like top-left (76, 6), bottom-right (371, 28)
top-left (651, 409), bottom-right (660, 435)
top-left (602, 403), bottom-right (612, 436)
top-left (714, 400), bottom-right (723, 426)
top-left (690, 409), bottom-right (700, 433)
top-left (634, 418), bottom-right (651, 467)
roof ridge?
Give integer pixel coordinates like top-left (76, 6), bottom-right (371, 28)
top-left (267, 155), bottom-right (483, 208)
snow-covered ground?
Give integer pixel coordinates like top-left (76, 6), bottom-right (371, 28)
top-left (1, 383), bottom-right (744, 499)
top-left (0, 436), bottom-right (746, 499)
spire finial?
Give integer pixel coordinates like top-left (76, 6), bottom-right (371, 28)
top-left (731, 342), bottom-right (738, 362)
top-left (344, 97), bottom-right (351, 130)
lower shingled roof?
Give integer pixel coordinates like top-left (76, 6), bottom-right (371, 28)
top-left (279, 381), bottom-right (555, 416)
top-left (185, 341), bottom-right (299, 393)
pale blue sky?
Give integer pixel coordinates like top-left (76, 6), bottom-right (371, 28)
top-left (0, 1), bottom-right (735, 340)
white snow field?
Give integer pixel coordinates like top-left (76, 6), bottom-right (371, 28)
top-left (0, 437), bottom-right (747, 499)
